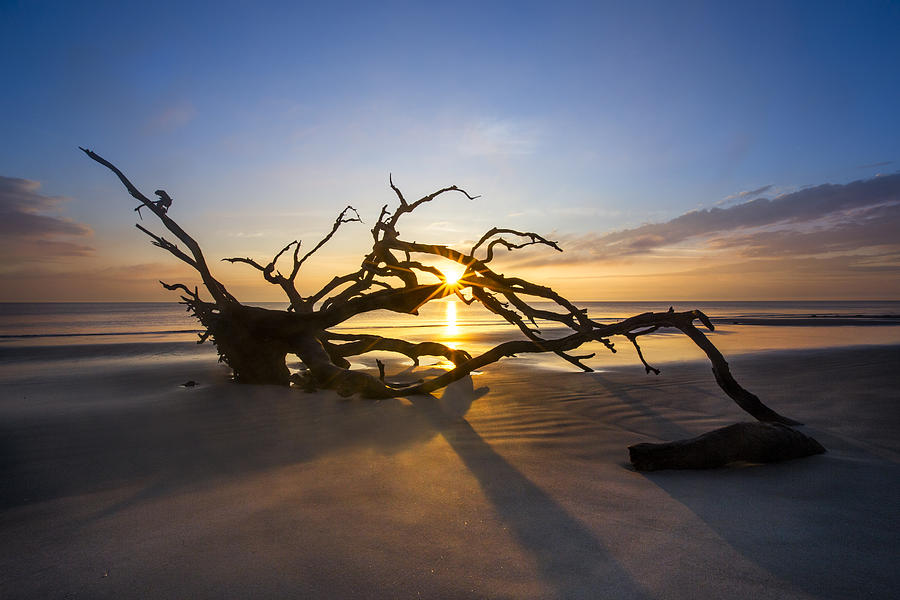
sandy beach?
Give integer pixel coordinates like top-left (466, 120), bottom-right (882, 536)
top-left (5, 1), bottom-right (900, 597)
top-left (1, 341), bottom-right (898, 599)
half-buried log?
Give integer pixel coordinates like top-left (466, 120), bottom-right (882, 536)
top-left (629, 422), bottom-right (826, 471)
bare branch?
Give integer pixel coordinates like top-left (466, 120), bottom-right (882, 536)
top-left (82, 147), bottom-right (234, 306)
top-left (79, 147), bottom-right (154, 207)
top-left (324, 332), bottom-right (472, 366)
top-left (471, 227), bottom-right (563, 262)
top-left (625, 326), bottom-right (661, 375)
top-left (136, 224), bottom-right (198, 268)
top-left (160, 281), bottom-right (199, 300)
top-left (386, 184), bottom-right (480, 230)
top-left (297, 206), bottom-right (361, 268)
top-left (389, 174), bottom-right (407, 206)
top-left (222, 256), bottom-right (268, 273)
top-left (455, 290), bottom-right (477, 305)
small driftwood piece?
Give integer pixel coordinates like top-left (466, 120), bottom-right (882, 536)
top-left (629, 422), bottom-right (826, 471)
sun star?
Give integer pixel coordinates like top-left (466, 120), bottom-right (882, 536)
top-left (441, 264), bottom-right (465, 287)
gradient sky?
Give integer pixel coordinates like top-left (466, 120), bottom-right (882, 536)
top-left (2, 0), bottom-right (899, 301)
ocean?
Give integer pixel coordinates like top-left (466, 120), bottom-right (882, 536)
top-left (1, 301), bottom-right (899, 378)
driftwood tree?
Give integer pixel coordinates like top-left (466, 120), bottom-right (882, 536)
top-left (82, 147), bottom-right (801, 427)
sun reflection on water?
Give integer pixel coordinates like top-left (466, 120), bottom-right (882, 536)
top-left (445, 299), bottom-right (458, 337)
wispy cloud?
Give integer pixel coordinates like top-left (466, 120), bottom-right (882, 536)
top-left (425, 221), bottom-right (462, 232)
top-left (718, 184), bottom-right (773, 205)
top-left (226, 231), bottom-right (267, 238)
top-left (0, 176), bottom-right (93, 260)
top-left (496, 174), bottom-right (900, 272)
top-left (457, 118), bottom-right (538, 156)
top-left (595, 175), bottom-right (898, 257)
top-left (146, 101), bottom-right (196, 133)
top-left (706, 201), bottom-right (900, 258)
top-left (857, 160), bottom-right (893, 169)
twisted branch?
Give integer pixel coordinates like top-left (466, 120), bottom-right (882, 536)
top-left (81, 147), bottom-right (234, 306)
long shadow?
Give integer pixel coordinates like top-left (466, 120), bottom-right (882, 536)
top-left (587, 372), bottom-right (695, 442)
top-left (632, 347), bottom-right (900, 598)
top-left (643, 453), bottom-right (899, 599)
top-left (412, 379), bottom-right (651, 600)
top-left (0, 385), bottom-right (439, 512)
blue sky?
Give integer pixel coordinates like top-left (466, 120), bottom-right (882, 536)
top-left (1, 1), bottom-right (899, 300)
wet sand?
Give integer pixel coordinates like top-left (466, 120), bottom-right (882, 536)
top-left (1, 345), bottom-right (898, 599)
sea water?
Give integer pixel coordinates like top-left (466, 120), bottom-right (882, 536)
top-left (1, 301), bottom-right (899, 377)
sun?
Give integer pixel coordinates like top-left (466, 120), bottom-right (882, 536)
top-left (440, 263), bottom-right (466, 287)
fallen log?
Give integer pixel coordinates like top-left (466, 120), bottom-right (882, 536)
top-left (82, 147), bottom-right (802, 426)
top-left (629, 422), bottom-right (826, 471)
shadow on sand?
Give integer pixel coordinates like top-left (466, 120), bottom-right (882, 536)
top-left (642, 442), bottom-right (899, 599)
top-left (415, 377), bottom-right (651, 600)
top-left (0, 383), bottom-right (440, 512)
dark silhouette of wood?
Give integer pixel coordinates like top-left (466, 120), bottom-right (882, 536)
top-left (81, 147), bottom-right (802, 425)
top-left (629, 422), bottom-right (826, 471)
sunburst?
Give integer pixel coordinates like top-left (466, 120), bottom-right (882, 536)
top-left (440, 263), bottom-right (466, 287)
